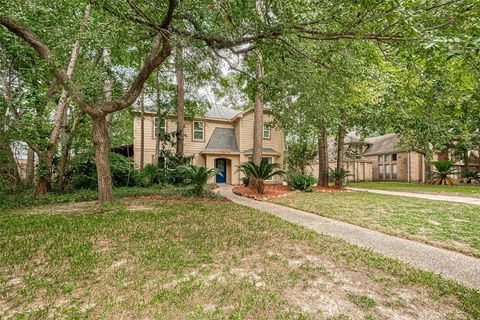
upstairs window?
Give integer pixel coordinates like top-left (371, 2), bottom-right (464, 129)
top-left (193, 121), bottom-right (204, 141)
top-left (263, 123), bottom-right (271, 139)
top-left (154, 118), bottom-right (166, 136)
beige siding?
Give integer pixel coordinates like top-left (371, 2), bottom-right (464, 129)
top-left (307, 161), bottom-right (373, 182)
top-left (365, 151), bottom-right (424, 182)
top-left (134, 115), bottom-right (234, 168)
top-left (237, 111), bottom-right (285, 183)
top-left (133, 110), bottom-right (285, 184)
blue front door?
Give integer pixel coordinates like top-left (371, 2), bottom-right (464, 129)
top-left (216, 159), bottom-right (227, 183)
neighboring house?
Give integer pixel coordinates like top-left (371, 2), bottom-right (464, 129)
top-left (133, 106), bottom-right (284, 184)
top-left (308, 133), bottom-right (428, 182)
top-left (308, 133), bottom-right (480, 183)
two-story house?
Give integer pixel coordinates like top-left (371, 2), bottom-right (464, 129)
top-left (307, 133), bottom-right (480, 183)
top-left (133, 106), bottom-right (284, 184)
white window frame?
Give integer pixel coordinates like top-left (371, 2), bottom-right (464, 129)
top-left (193, 121), bottom-right (204, 141)
top-left (263, 123), bottom-right (271, 139)
top-left (154, 118), bottom-right (166, 136)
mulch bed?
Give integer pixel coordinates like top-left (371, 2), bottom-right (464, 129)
top-left (233, 185), bottom-right (297, 201)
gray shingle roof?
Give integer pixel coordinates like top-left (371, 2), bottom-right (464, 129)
top-left (243, 147), bottom-right (279, 155)
top-left (204, 128), bottom-right (239, 152)
top-left (205, 106), bottom-right (242, 120)
top-left (363, 133), bottom-right (401, 155)
top-left (135, 103), bottom-right (243, 120)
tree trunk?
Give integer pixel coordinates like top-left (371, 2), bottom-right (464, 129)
top-left (154, 69), bottom-right (161, 166)
top-left (248, 51), bottom-right (264, 190)
top-left (0, 134), bottom-right (21, 189)
top-left (252, 51), bottom-right (264, 166)
top-left (57, 113), bottom-right (80, 190)
top-left (35, 151), bottom-right (51, 194)
top-left (46, 5), bottom-right (91, 184)
top-left (140, 90), bottom-right (145, 169)
top-left (335, 124), bottom-right (346, 188)
top-left (317, 123), bottom-right (329, 187)
top-left (463, 150), bottom-right (469, 176)
top-left (25, 148), bottom-right (35, 185)
top-left (92, 115), bottom-right (113, 203)
top-left (175, 44), bottom-right (185, 163)
top-left (102, 48), bottom-right (113, 138)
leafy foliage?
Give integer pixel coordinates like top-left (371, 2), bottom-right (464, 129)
top-left (429, 160), bottom-right (458, 185)
top-left (237, 160), bottom-right (285, 194)
top-left (329, 168), bottom-right (352, 189)
top-left (177, 165), bottom-right (219, 194)
top-left (461, 169), bottom-right (480, 185)
top-left (285, 138), bottom-right (317, 173)
top-left (288, 172), bottom-right (317, 192)
top-left (66, 152), bottom-right (135, 190)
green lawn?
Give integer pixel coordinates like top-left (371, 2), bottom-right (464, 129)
top-left (0, 185), bottom-right (213, 211)
top-left (350, 181), bottom-right (480, 198)
top-left (1, 196), bottom-right (479, 318)
top-left (273, 191), bottom-right (480, 258)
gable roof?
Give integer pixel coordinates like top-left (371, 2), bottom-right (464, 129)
top-left (204, 128), bottom-right (239, 152)
top-left (363, 133), bottom-right (402, 156)
top-left (134, 103), bottom-right (243, 121)
top-left (205, 106), bottom-right (243, 120)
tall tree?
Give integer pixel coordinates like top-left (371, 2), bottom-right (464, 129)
top-left (175, 43), bottom-right (185, 162)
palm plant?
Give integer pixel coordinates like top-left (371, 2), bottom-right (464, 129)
top-left (461, 169), bottom-right (480, 185)
top-left (329, 167), bottom-right (352, 189)
top-left (237, 160), bottom-right (285, 194)
top-left (177, 165), bottom-right (219, 194)
top-left (429, 160), bottom-right (458, 185)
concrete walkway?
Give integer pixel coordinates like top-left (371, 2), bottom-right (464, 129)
top-left (217, 185), bottom-right (480, 290)
top-left (348, 187), bottom-right (480, 205)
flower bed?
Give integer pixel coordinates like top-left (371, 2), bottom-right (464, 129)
top-left (233, 185), bottom-right (296, 200)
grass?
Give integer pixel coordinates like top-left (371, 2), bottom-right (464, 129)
top-left (273, 191), bottom-right (480, 257)
top-left (346, 293), bottom-right (377, 309)
top-left (1, 196), bottom-right (479, 319)
top-left (351, 181), bottom-right (480, 198)
top-left (0, 185), bottom-right (217, 211)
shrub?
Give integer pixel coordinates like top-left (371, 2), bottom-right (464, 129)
top-left (329, 167), bottom-right (352, 189)
top-left (461, 169), bottom-right (480, 185)
top-left (237, 160), bottom-right (285, 194)
top-left (177, 165), bottom-right (219, 194)
top-left (135, 164), bottom-right (162, 186)
top-left (429, 160), bottom-right (458, 185)
top-left (66, 152), bottom-right (136, 190)
top-left (288, 172), bottom-right (317, 192)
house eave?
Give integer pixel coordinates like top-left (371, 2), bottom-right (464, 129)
top-left (200, 150), bottom-right (241, 155)
top-left (133, 110), bottom-right (234, 123)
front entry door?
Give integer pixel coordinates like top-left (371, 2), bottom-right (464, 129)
top-left (216, 159), bottom-right (227, 183)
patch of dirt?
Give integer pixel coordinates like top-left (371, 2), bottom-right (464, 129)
top-left (127, 204), bottom-right (155, 212)
top-left (233, 185), bottom-right (295, 200)
top-left (274, 243), bottom-right (466, 320)
top-left (21, 201), bottom-right (96, 215)
top-left (125, 194), bottom-right (227, 202)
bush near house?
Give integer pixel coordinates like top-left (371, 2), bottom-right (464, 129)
top-left (177, 165), bottom-right (219, 195)
top-left (329, 167), bottom-right (352, 189)
top-left (66, 152), bottom-right (136, 190)
top-left (288, 172), bottom-right (317, 192)
top-left (461, 169), bottom-right (480, 185)
top-left (429, 160), bottom-right (459, 185)
top-left (237, 160), bottom-right (285, 194)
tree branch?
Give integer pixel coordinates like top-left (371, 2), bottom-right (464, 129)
top-left (0, 16), bottom-right (94, 113)
top-left (100, 35), bottom-right (171, 114)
